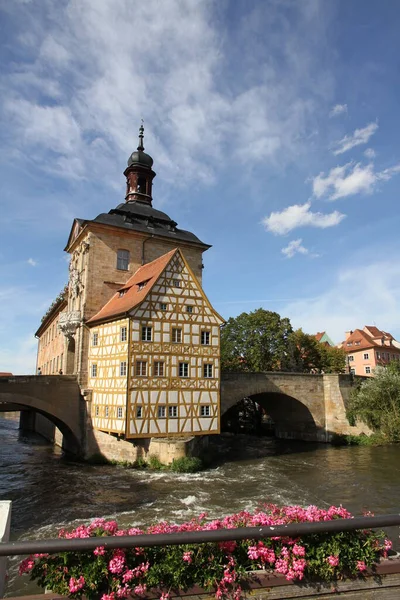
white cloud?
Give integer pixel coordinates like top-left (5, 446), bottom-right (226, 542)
top-left (262, 201), bottom-right (345, 235)
top-left (312, 161), bottom-right (400, 200)
top-left (0, 0), bottom-right (333, 187)
top-left (281, 239), bottom-right (309, 258)
top-left (329, 104), bottom-right (347, 118)
top-left (27, 258), bottom-right (37, 266)
top-left (332, 122), bottom-right (378, 155)
top-left (283, 260), bottom-right (400, 343)
top-left (364, 148), bottom-right (376, 159)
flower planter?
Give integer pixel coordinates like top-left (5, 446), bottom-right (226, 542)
top-left (11, 558), bottom-right (400, 600)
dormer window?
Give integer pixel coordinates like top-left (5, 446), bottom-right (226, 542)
top-left (117, 249), bottom-right (130, 271)
top-left (138, 279), bottom-right (149, 291)
top-left (119, 289), bottom-right (128, 298)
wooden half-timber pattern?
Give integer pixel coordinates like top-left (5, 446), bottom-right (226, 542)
top-left (127, 251), bottom-right (223, 439)
top-left (88, 318), bottom-right (129, 434)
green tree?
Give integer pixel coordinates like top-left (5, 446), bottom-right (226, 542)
top-left (286, 330), bottom-right (346, 374)
top-left (287, 329), bottom-right (323, 372)
top-left (220, 309), bottom-right (293, 372)
top-left (319, 344), bottom-right (347, 374)
top-left (347, 362), bottom-right (400, 442)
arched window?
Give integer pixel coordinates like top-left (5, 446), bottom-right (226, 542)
top-left (117, 249), bottom-right (130, 271)
top-left (137, 177), bottom-right (146, 194)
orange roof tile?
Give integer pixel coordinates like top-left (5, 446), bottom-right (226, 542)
top-left (364, 325), bottom-right (393, 340)
top-left (341, 328), bottom-right (376, 352)
top-left (314, 332), bottom-right (325, 342)
top-left (87, 249), bottom-right (178, 325)
top-left (0, 372), bottom-right (13, 377)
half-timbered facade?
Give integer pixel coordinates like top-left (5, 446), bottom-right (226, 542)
top-left (87, 248), bottom-right (223, 438)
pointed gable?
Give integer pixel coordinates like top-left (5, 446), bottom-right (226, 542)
top-left (64, 218), bottom-right (87, 251)
top-left (87, 249), bottom-right (177, 325)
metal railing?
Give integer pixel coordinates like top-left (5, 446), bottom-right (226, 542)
top-left (1, 514), bottom-right (400, 557)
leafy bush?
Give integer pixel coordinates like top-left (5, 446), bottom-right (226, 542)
top-left (148, 455), bottom-right (164, 470)
top-left (347, 363), bottom-right (400, 442)
top-left (19, 505), bottom-right (392, 600)
top-left (330, 433), bottom-right (386, 446)
top-left (170, 457), bottom-right (203, 473)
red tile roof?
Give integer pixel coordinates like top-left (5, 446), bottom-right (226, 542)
top-left (0, 372), bottom-right (13, 377)
top-left (341, 329), bottom-right (376, 352)
top-left (314, 332), bottom-right (325, 342)
top-left (341, 327), bottom-right (400, 353)
top-left (87, 249), bottom-right (178, 325)
top-left (364, 326), bottom-right (393, 340)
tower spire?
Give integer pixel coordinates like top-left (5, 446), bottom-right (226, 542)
top-left (137, 121), bottom-right (144, 151)
top-left (124, 120), bottom-right (155, 206)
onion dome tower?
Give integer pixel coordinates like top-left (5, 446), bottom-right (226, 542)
top-left (124, 124), bottom-right (156, 205)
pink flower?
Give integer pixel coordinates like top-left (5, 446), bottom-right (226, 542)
top-left (134, 584), bottom-right (147, 596)
top-left (68, 576), bottom-right (85, 593)
top-left (356, 560), bottom-right (367, 572)
top-left (327, 555), bottom-right (339, 567)
top-left (280, 546), bottom-right (290, 558)
top-left (122, 570), bottom-right (134, 583)
top-left (18, 558), bottom-right (35, 575)
top-left (275, 558), bottom-right (289, 575)
top-left (183, 551), bottom-right (193, 564)
top-left (292, 544), bottom-right (306, 557)
top-left (101, 594), bottom-right (115, 600)
top-left (247, 545), bottom-right (259, 560)
top-left (94, 546), bottom-right (106, 556)
top-left (384, 538), bottom-right (393, 551)
top-left (116, 584), bottom-right (131, 598)
top-left (108, 550), bottom-right (126, 574)
top-left (160, 593), bottom-right (170, 600)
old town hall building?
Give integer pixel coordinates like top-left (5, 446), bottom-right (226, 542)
top-left (35, 127), bottom-right (223, 439)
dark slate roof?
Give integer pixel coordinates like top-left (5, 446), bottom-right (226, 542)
top-left (88, 200), bottom-right (210, 247)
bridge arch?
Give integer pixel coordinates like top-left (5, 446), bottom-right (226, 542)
top-left (1, 394), bottom-right (80, 454)
top-left (0, 376), bottom-right (84, 455)
top-left (221, 372), bottom-right (328, 442)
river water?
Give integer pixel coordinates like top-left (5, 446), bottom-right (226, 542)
top-left (1, 414), bottom-right (400, 596)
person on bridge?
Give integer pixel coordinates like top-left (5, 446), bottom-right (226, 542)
top-left (37, 367), bottom-right (42, 375)
top-left (58, 369), bottom-right (63, 375)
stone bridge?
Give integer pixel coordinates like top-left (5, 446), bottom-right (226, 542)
top-left (0, 375), bottom-right (84, 455)
top-left (221, 372), bottom-right (367, 442)
top-left (0, 373), bottom-right (368, 454)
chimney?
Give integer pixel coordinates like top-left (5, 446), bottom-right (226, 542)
top-left (345, 330), bottom-right (353, 340)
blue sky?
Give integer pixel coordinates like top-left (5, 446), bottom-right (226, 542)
top-left (1, 0), bottom-right (400, 374)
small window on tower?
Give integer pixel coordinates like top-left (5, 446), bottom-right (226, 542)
top-left (137, 177), bottom-right (146, 194)
top-left (117, 249), bottom-right (130, 271)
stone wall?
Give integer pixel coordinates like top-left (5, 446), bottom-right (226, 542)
top-left (323, 374), bottom-right (373, 438)
top-left (85, 423), bottom-right (207, 465)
